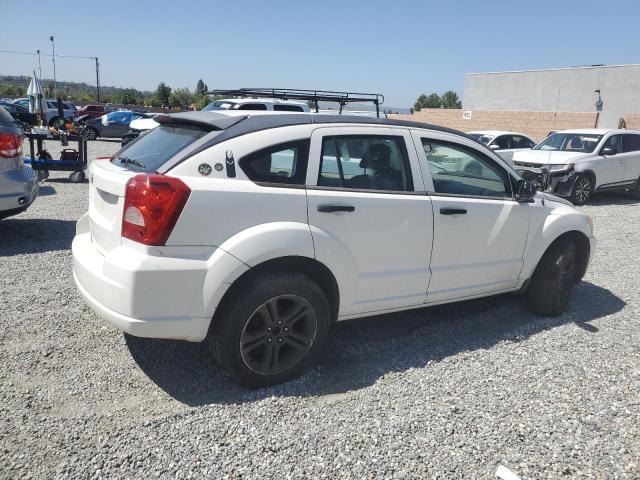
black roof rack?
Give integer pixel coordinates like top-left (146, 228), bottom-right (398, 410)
top-left (205, 88), bottom-right (385, 117)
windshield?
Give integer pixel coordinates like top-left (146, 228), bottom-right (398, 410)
top-left (111, 124), bottom-right (209, 172)
top-left (202, 101), bottom-right (236, 111)
top-left (534, 133), bottom-right (602, 153)
top-left (467, 133), bottom-right (494, 146)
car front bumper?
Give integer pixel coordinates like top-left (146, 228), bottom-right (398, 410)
top-left (72, 214), bottom-right (246, 342)
top-left (515, 165), bottom-right (578, 198)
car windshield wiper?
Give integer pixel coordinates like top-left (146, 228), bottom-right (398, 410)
top-left (117, 156), bottom-right (145, 168)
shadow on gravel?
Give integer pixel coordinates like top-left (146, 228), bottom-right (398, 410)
top-left (39, 185), bottom-right (57, 196)
top-left (0, 218), bottom-right (76, 256)
top-left (126, 280), bottom-right (625, 406)
top-left (588, 191), bottom-right (639, 206)
top-left (44, 177), bottom-right (89, 184)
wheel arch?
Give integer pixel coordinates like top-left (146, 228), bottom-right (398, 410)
top-left (212, 255), bottom-right (340, 329)
top-left (581, 169), bottom-right (597, 188)
top-left (526, 229), bottom-right (591, 285)
top-left (521, 207), bottom-right (593, 285)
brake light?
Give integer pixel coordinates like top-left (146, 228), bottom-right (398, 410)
top-left (0, 133), bottom-right (22, 158)
top-left (122, 174), bottom-right (191, 246)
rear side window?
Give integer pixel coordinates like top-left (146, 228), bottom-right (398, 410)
top-left (237, 103), bottom-right (268, 111)
top-left (273, 104), bottom-right (304, 112)
top-left (512, 135), bottom-right (534, 148)
top-left (112, 124), bottom-right (208, 172)
top-left (318, 135), bottom-right (413, 192)
top-left (622, 134), bottom-right (640, 153)
top-left (239, 140), bottom-right (309, 185)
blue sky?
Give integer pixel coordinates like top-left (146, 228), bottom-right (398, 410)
top-left (1, 0), bottom-right (639, 107)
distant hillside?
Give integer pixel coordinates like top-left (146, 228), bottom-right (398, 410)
top-left (0, 75), bottom-right (152, 103)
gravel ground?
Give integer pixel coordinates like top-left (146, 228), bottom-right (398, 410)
top-left (1, 140), bottom-right (639, 479)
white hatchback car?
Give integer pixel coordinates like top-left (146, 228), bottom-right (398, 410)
top-left (73, 113), bottom-right (596, 387)
top-left (467, 130), bottom-right (536, 163)
top-left (512, 129), bottom-right (640, 205)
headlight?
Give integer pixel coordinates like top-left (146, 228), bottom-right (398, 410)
top-left (547, 163), bottom-right (574, 173)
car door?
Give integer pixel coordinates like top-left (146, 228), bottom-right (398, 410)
top-left (104, 112), bottom-right (130, 137)
top-left (596, 134), bottom-right (626, 187)
top-left (621, 133), bottom-right (640, 183)
top-left (411, 130), bottom-right (530, 303)
top-left (306, 126), bottom-right (433, 316)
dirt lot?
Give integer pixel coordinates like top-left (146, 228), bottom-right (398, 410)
top-left (1, 140), bottom-right (639, 479)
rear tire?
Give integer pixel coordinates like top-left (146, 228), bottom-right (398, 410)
top-left (526, 239), bottom-right (578, 316)
top-left (209, 271), bottom-right (331, 388)
top-left (569, 174), bottom-right (593, 205)
top-left (69, 171), bottom-right (85, 183)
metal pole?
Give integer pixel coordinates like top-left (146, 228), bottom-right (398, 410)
top-left (36, 50), bottom-right (42, 78)
top-left (95, 57), bottom-right (100, 102)
top-left (50, 36), bottom-right (57, 97)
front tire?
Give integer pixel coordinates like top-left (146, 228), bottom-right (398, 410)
top-left (210, 272), bottom-right (331, 388)
top-left (526, 239), bottom-right (578, 316)
top-left (630, 179), bottom-right (640, 199)
top-left (84, 127), bottom-right (99, 140)
top-left (569, 174), bottom-right (593, 205)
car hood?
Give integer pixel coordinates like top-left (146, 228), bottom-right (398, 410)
top-left (512, 150), bottom-right (585, 165)
top-left (129, 117), bottom-right (159, 131)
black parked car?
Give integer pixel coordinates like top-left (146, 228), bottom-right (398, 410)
top-left (0, 101), bottom-right (37, 131)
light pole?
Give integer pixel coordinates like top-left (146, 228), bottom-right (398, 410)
top-left (36, 49), bottom-right (42, 78)
top-left (50, 35), bottom-right (57, 97)
top-left (95, 57), bottom-right (101, 102)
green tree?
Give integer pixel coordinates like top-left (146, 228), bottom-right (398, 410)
top-left (169, 88), bottom-right (194, 109)
top-left (195, 79), bottom-right (208, 96)
top-left (195, 95), bottom-right (212, 110)
top-left (413, 93), bottom-right (442, 111)
top-left (154, 82), bottom-right (172, 106)
top-left (441, 90), bottom-right (462, 109)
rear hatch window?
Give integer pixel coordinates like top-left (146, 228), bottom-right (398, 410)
top-left (112, 124), bottom-right (208, 172)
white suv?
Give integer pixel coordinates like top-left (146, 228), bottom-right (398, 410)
top-left (72, 112), bottom-right (596, 388)
top-left (512, 129), bottom-right (640, 205)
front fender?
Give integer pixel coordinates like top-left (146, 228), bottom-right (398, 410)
top-left (520, 207), bottom-right (593, 283)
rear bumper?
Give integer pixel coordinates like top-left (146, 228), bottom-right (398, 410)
top-left (73, 269), bottom-right (211, 341)
top-left (0, 166), bottom-right (38, 218)
top-left (72, 215), bottom-right (247, 342)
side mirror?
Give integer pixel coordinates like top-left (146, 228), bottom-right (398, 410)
top-left (489, 144), bottom-right (500, 150)
top-left (601, 147), bottom-right (617, 156)
top-left (515, 179), bottom-right (537, 202)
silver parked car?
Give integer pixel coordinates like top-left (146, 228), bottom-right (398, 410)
top-left (12, 98), bottom-right (77, 126)
top-left (0, 107), bottom-right (38, 220)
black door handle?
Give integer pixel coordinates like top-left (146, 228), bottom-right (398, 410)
top-left (318, 204), bottom-right (355, 213)
top-left (440, 207), bottom-right (467, 215)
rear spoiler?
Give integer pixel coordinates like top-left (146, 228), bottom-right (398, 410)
top-left (154, 113), bottom-right (247, 131)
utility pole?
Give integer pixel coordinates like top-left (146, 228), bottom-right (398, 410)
top-left (50, 36), bottom-right (57, 97)
top-left (36, 49), bottom-right (42, 78)
top-left (95, 57), bottom-right (101, 102)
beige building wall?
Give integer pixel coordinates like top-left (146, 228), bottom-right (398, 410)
top-left (388, 109), bottom-right (599, 142)
top-left (624, 113), bottom-right (640, 130)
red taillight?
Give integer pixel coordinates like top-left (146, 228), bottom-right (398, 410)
top-left (0, 133), bottom-right (22, 158)
top-left (122, 174), bottom-right (191, 246)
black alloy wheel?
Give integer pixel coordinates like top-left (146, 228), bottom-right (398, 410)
top-left (240, 294), bottom-right (318, 375)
